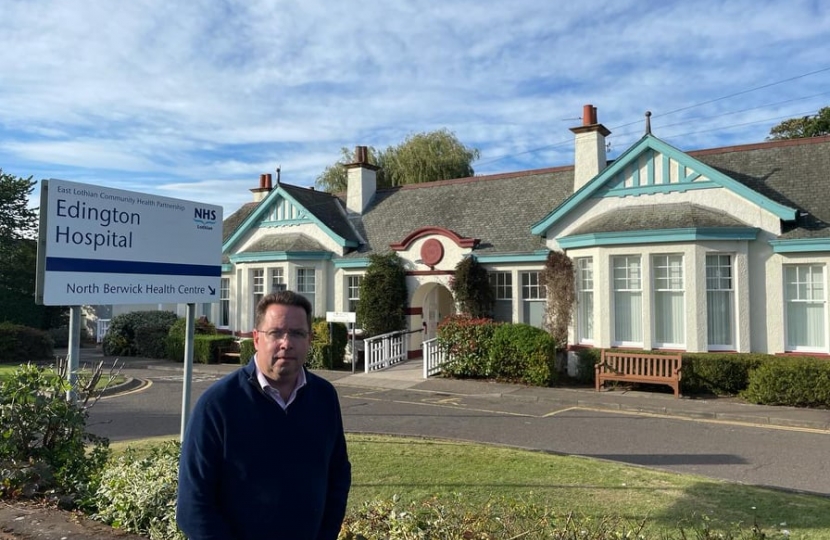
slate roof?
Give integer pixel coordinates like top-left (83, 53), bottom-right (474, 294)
top-left (279, 183), bottom-right (362, 244)
top-left (343, 167), bottom-right (574, 257)
top-left (223, 135), bottom-right (830, 259)
top-left (570, 202), bottom-right (749, 236)
top-left (691, 135), bottom-right (830, 239)
top-left (240, 232), bottom-right (329, 254)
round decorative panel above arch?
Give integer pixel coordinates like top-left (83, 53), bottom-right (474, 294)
top-left (420, 239), bottom-right (444, 266)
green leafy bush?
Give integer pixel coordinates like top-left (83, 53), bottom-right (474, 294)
top-left (167, 316), bottom-right (217, 339)
top-left (165, 335), bottom-right (231, 364)
top-left (356, 252), bottom-right (408, 337)
top-left (742, 356), bottom-right (830, 407)
top-left (573, 348), bottom-right (600, 384)
top-left (0, 363), bottom-right (109, 506)
top-left (436, 315), bottom-right (499, 378)
top-left (0, 322), bottom-right (53, 362)
top-left (488, 323), bottom-right (559, 386)
top-left (681, 353), bottom-right (765, 395)
top-left (308, 319), bottom-right (348, 369)
top-left (102, 311), bottom-right (178, 357)
top-left (46, 325), bottom-right (92, 349)
top-left (238, 338), bottom-right (255, 364)
top-left (94, 441), bottom-right (184, 540)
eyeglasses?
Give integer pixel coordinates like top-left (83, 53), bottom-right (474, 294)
top-left (257, 328), bottom-right (309, 342)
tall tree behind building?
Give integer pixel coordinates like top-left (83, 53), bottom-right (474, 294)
top-left (315, 129), bottom-right (480, 193)
top-left (768, 107), bottom-right (830, 140)
top-left (0, 171), bottom-right (66, 328)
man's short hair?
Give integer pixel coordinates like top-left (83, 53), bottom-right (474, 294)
top-left (254, 290), bottom-right (313, 331)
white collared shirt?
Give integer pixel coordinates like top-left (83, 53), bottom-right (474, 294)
top-left (255, 365), bottom-right (307, 410)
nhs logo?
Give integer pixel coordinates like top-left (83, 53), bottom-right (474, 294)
top-left (194, 207), bottom-right (217, 229)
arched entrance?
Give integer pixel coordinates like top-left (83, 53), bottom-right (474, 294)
top-left (412, 282), bottom-right (455, 342)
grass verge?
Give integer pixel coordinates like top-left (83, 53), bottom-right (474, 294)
top-left (112, 433), bottom-right (830, 539)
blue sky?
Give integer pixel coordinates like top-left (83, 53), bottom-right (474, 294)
top-left (2, 0), bottom-right (829, 217)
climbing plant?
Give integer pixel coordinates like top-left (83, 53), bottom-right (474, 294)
top-left (356, 252), bottom-right (408, 337)
top-left (450, 256), bottom-right (494, 318)
top-left (540, 251), bottom-right (574, 349)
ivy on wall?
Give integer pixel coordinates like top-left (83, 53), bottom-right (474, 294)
top-left (540, 250), bottom-right (575, 349)
top-left (450, 256), bottom-right (494, 318)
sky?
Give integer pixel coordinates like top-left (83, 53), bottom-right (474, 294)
top-left (2, 0), bottom-right (829, 218)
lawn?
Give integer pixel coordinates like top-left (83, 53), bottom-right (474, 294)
top-left (0, 363), bottom-right (126, 391)
top-left (113, 434), bottom-right (830, 539)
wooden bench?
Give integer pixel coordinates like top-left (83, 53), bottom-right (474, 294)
top-left (595, 349), bottom-right (683, 398)
top-left (217, 342), bottom-right (242, 364)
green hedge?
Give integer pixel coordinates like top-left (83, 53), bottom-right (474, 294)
top-left (165, 334), bottom-right (236, 364)
top-left (681, 353), bottom-right (765, 395)
top-left (239, 338), bottom-right (255, 364)
top-left (742, 356), bottom-right (830, 407)
top-left (308, 319), bottom-right (348, 370)
top-left (0, 322), bottom-right (53, 362)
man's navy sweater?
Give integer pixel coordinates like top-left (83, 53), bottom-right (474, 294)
top-left (176, 360), bottom-right (351, 540)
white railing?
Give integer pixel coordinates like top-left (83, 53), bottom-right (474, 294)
top-left (422, 337), bottom-right (451, 378)
top-left (363, 330), bottom-right (408, 373)
top-left (96, 319), bottom-right (111, 343)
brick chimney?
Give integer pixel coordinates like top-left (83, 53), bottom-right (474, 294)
top-left (344, 145), bottom-right (378, 215)
top-left (250, 173), bottom-right (273, 202)
top-left (570, 104), bottom-right (610, 192)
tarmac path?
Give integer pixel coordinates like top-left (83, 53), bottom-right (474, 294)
top-left (86, 361), bottom-right (830, 497)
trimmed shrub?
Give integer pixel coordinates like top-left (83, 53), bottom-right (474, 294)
top-left (94, 441), bottom-right (184, 540)
top-left (239, 338), bottom-right (255, 364)
top-left (0, 322), bottom-right (53, 362)
top-left (308, 319), bottom-right (348, 369)
top-left (102, 311), bottom-right (178, 357)
top-left (165, 335), bottom-right (232, 364)
top-left (573, 348), bottom-right (601, 384)
top-left (436, 315), bottom-right (499, 378)
top-left (46, 325), bottom-right (92, 349)
top-left (488, 323), bottom-right (559, 386)
top-left (135, 325), bottom-right (172, 359)
top-left (742, 356), bottom-right (830, 407)
top-left (681, 353), bottom-right (765, 395)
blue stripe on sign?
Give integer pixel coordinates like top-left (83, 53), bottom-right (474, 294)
top-left (45, 257), bottom-right (221, 277)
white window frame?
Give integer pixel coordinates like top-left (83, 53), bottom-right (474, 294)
top-left (652, 254), bottom-right (685, 348)
top-left (784, 264), bottom-right (827, 352)
top-left (219, 277), bottom-right (230, 328)
top-left (575, 257), bottom-right (594, 344)
top-left (347, 275), bottom-right (362, 312)
top-left (706, 254), bottom-right (735, 350)
top-left (489, 271), bottom-right (513, 322)
top-left (612, 255), bottom-right (643, 347)
top-left (270, 267), bottom-right (285, 292)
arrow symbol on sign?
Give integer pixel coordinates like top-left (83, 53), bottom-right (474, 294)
top-left (208, 286), bottom-right (216, 295)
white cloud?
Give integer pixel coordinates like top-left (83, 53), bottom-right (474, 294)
top-left (2, 0), bottom-right (829, 216)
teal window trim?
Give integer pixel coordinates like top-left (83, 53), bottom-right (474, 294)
top-left (261, 218), bottom-right (314, 227)
top-left (473, 250), bottom-right (549, 264)
top-left (333, 258), bottom-right (371, 269)
top-left (221, 263), bottom-right (233, 273)
top-left (770, 238), bottom-right (830, 253)
top-left (228, 251), bottom-right (333, 264)
top-left (558, 227), bottom-right (759, 249)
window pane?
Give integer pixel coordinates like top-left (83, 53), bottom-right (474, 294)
top-left (612, 256), bottom-right (642, 343)
top-left (347, 275), bottom-right (362, 312)
top-left (785, 264), bottom-right (826, 349)
top-left (654, 255), bottom-right (684, 346)
top-left (706, 254), bottom-right (733, 347)
top-left (220, 278), bottom-right (230, 327)
top-left (576, 258), bottom-right (593, 341)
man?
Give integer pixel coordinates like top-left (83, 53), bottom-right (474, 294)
top-left (177, 290), bottom-right (351, 540)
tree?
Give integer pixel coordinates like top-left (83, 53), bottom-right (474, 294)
top-left (314, 129), bottom-right (480, 192)
top-left (356, 252), bottom-right (408, 337)
top-left (0, 171), bottom-right (66, 329)
top-left (768, 107), bottom-right (830, 140)
top-left (450, 256), bottom-right (494, 318)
